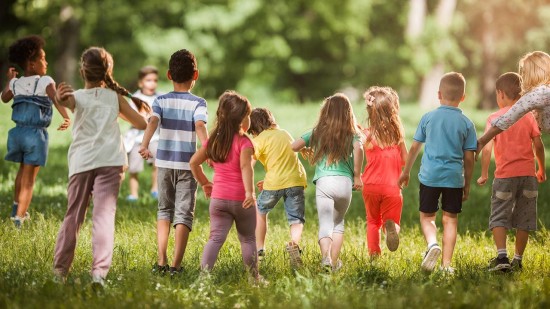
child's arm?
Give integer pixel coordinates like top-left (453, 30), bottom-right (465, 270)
top-left (398, 140), bottom-right (423, 188)
top-left (46, 83), bottom-right (71, 131)
top-left (55, 82), bottom-right (76, 111)
top-left (118, 94), bottom-right (147, 129)
top-left (1, 67), bottom-right (17, 103)
top-left (533, 136), bottom-right (546, 183)
top-left (195, 120), bottom-right (208, 146)
top-left (139, 116), bottom-right (159, 160)
top-left (189, 146), bottom-right (213, 198)
top-left (241, 147), bottom-right (256, 209)
top-left (291, 138), bottom-right (306, 152)
top-left (463, 150), bottom-right (475, 201)
top-left (399, 140), bottom-right (408, 165)
top-left (353, 140), bottom-right (363, 190)
top-left (476, 139), bottom-right (493, 186)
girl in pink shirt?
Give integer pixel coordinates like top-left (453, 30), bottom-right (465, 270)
top-left (190, 90), bottom-right (264, 284)
top-left (361, 86), bottom-right (407, 256)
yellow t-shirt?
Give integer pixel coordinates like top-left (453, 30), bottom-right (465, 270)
top-left (253, 128), bottom-right (307, 190)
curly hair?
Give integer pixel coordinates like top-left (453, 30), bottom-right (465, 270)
top-left (169, 49), bottom-right (197, 83)
top-left (8, 35), bottom-right (45, 70)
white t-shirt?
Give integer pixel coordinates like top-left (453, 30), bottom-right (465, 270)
top-left (68, 87), bottom-right (127, 177)
top-left (9, 75), bottom-right (54, 97)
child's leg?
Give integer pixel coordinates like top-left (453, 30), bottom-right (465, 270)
top-left (329, 177), bottom-right (353, 263)
top-left (290, 223), bottom-right (303, 245)
top-left (233, 202), bottom-right (258, 276)
top-left (381, 195), bottom-right (403, 234)
top-left (363, 193), bottom-right (383, 255)
top-left (53, 170), bottom-right (94, 276)
top-left (283, 187), bottom-right (306, 245)
top-left (157, 220), bottom-right (171, 265)
top-left (492, 227), bottom-right (507, 253)
top-left (16, 163), bottom-right (40, 218)
top-left (156, 167), bottom-right (175, 266)
top-left (127, 144), bottom-right (144, 199)
top-left (512, 176), bottom-right (538, 260)
top-left (316, 180), bottom-right (336, 259)
top-left (256, 213), bottom-right (268, 251)
top-left (419, 212), bottom-right (438, 245)
top-left (441, 211), bottom-right (458, 267)
top-left (201, 199), bottom-right (234, 270)
top-left (90, 166), bottom-right (123, 279)
top-left (129, 173), bottom-right (139, 198)
top-left (515, 229), bottom-right (529, 256)
top-left (172, 224), bottom-right (191, 268)
top-left (172, 170), bottom-right (197, 268)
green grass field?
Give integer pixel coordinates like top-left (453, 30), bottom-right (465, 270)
top-left (2, 98), bottom-right (550, 308)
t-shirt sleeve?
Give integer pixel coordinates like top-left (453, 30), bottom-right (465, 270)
top-left (463, 120), bottom-right (478, 151)
top-left (194, 99), bottom-right (208, 123)
top-left (413, 115), bottom-right (427, 142)
top-left (240, 136), bottom-right (254, 151)
top-left (152, 98), bottom-right (162, 120)
top-left (251, 137), bottom-right (262, 160)
top-left (301, 130), bottom-right (312, 147)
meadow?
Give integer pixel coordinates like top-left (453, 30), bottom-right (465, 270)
top-left (1, 98), bottom-right (550, 308)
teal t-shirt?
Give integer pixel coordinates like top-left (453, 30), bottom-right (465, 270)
top-left (301, 130), bottom-right (359, 184)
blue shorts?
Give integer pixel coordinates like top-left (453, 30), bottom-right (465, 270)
top-left (257, 186), bottom-right (305, 225)
top-left (5, 126), bottom-right (48, 166)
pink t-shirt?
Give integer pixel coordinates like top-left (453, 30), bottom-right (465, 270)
top-left (487, 107), bottom-right (540, 178)
top-left (209, 134), bottom-right (254, 201)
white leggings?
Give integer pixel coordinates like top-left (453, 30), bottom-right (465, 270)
top-left (315, 176), bottom-right (353, 240)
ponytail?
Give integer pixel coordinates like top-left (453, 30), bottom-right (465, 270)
top-left (104, 74), bottom-right (151, 114)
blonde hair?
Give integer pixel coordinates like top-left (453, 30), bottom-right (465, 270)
top-left (519, 51), bottom-right (550, 94)
top-left (439, 72), bottom-right (465, 101)
top-left (309, 93), bottom-right (359, 166)
top-left (364, 86), bottom-right (404, 148)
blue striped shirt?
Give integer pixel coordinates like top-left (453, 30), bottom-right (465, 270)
top-left (152, 92), bottom-right (208, 170)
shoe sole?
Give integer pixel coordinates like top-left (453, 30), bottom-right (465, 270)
top-left (421, 246), bottom-right (441, 272)
top-left (385, 220), bottom-right (399, 251)
top-left (489, 263), bottom-right (511, 272)
top-left (286, 242), bottom-right (303, 268)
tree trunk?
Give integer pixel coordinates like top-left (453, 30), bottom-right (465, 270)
top-left (479, 10), bottom-right (498, 110)
top-left (54, 6), bottom-right (80, 86)
top-left (406, 0), bottom-right (426, 38)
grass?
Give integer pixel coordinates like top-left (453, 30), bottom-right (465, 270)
top-left (2, 98), bottom-right (550, 308)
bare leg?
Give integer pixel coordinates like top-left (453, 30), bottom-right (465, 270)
top-left (441, 211), bottom-right (458, 267)
top-left (319, 237), bottom-right (332, 260)
top-left (330, 233), bottom-right (344, 263)
top-left (16, 164), bottom-right (40, 217)
top-left (492, 226), bottom-right (507, 251)
top-left (256, 213), bottom-right (267, 250)
top-left (419, 212), bottom-right (438, 245)
top-left (515, 229), bottom-right (529, 256)
top-left (157, 220), bottom-right (171, 265)
top-left (290, 223), bottom-right (303, 245)
top-left (129, 173), bottom-right (139, 198)
top-left (13, 164), bottom-right (23, 204)
top-left (172, 224), bottom-right (191, 268)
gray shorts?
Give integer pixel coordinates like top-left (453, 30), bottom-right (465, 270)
top-left (128, 141), bottom-right (158, 173)
top-left (489, 176), bottom-right (538, 231)
top-left (157, 167), bottom-right (197, 230)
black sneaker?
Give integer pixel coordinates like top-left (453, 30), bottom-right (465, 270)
top-left (152, 264), bottom-right (169, 275)
top-left (169, 266), bottom-right (183, 278)
top-left (488, 256), bottom-right (511, 272)
top-left (510, 258), bottom-right (523, 271)
top-left (258, 249), bottom-right (265, 261)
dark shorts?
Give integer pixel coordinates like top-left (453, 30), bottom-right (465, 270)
top-left (5, 126), bottom-right (48, 166)
top-left (419, 183), bottom-right (463, 214)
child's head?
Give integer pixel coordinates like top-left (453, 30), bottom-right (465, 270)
top-left (207, 90), bottom-right (252, 162)
top-left (495, 72), bottom-right (521, 107)
top-left (168, 49), bottom-right (197, 84)
top-left (519, 51), bottom-right (550, 94)
top-left (438, 72), bottom-right (466, 104)
top-left (310, 93), bottom-right (358, 165)
top-left (80, 47), bottom-right (150, 113)
top-left (137, 65), bottom-right (158, 93)
top-left (364, 86), bottom-right (404, 147)
top-left (8, 35), bottom-right (47, 75)
top-left (248, 108), bottom-right (277, 136)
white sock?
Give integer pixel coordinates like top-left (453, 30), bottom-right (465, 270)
top-left (514, 254), bottom-right (523, 260)
top-left (497, 249), bottom-right (507, 258)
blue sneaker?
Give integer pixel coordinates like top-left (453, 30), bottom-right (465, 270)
top-left (126, 195), bottom-right (138, 202)
top-left (151, 191), bottom-right (158, 199)
top-left (10, 204), bottom-right (17, 219)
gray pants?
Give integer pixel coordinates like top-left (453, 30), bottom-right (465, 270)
top-left (157, 168), bottom-right (197, 230)
top-left (315, 176), bottom-right (353, 240)
top-left (489, 176), bottom-right (538, 231)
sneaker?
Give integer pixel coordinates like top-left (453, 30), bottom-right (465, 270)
top-left (257, 249), bottom-right (265, 261)
top-left (321, 256), bottom-right (332, 273)
top-left (151, 191), bottom-right (159, 199)
top-left (488, 256), bottom-right (511, 272)
top-left (13, 216), bottom-right (23, 229)
top-left (439, 266), bottom-right (456, 275)
top-left (10, 204), bottom-right (17, 218)
top-left (91, 275), bottom-right (105, 291)
top-left (510, 258), bottom-right (523, 271)
top-left (384, 220), bottom-right (399, 251)
top-left (285, 241), bottom-right (303, 269)
top-left (169, 266), bottom-right (183, 277)
top-left (126, 195), bottom-right (138, 202)
top-left (421, 244), bottom-right (441, 272)
top-left (332, 259), bottom-right (343, 272)
top-left (152, 264), bottom-right (169, 275)
top-left (248, 274), bottom-right (269, 287)
top-left (10, 211), bottom-right (29, 221)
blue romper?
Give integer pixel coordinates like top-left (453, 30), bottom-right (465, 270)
top-left (5, 77), bottom-right (53, 166)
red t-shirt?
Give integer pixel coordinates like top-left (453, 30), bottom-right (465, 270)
top-left (209, 134), bottom-right (254, 201)
top-left (487, 107), bottom-right (540, 178)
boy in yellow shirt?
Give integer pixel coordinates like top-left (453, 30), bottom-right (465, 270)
top-left (248, 108), bottom-right (308, 269)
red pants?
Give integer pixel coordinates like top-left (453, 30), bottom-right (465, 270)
top-left (362, 192), bottom-right (403, 255)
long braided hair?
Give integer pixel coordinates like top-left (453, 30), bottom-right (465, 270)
top-left (80, 47), bottom-right (150, 113)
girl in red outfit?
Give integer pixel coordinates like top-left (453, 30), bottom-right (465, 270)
top-left (361, 86), bottom-right (407, 256)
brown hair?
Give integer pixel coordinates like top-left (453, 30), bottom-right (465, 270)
top-left (138, 65), bottom-right (158, 80)
top-left (248, 108), bottom-right (277, 136)
top-left (80, 47), bottom-right (150, 113)
top-left (439, 72), bottom-right (466, 101)
top-left (496, 72), bottom-right (521, 100)
top-left (519, 51), bottom-right (550, 94)
top-left (206, 90), bottom-right (252, 162)
top-left (364, 86), bottom-right (404, 147)
top-left (309, 93), bottom-right (358, 166)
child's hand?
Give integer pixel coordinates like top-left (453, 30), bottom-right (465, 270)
top-left (57, 118), bottom-right (71, 131)
top-left (462, 186), bottom-right (470, 201)
top-left (56, 82), bottom-right (74, 102)
top-left (139, 145), bottom-right (153, 159)
top-left (476, 175), bottom-right (488, 186)
top-left (300, 148), bottom-right (313, 161)
top-left (256, 180), bottom-right (264, 192)
top-left (537, 169), bottom-right (547, 183)
top-left (6, 67), bottom-right (18, 80)
top-left (242, 192), bottom-right (256, 209)
top-left (202, 182), bottom-right (213, 198)
top-left (353, 175), bottom-right (363, 191)
top-left (397, 172), bottom-right (409, 189)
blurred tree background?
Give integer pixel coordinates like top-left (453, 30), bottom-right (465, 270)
top-left (1, 0), bottom-right (550, 107)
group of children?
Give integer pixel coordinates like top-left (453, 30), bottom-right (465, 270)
top-left (2, 34), bottom-right (549, 286)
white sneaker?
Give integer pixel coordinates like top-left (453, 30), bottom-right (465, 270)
top-left (439, 266), bottom-right (455, 275)
top-left (421, 244), bottom-right (441, 272)
top-left (91, 275), bottom-right (105, 290)
top-left (332, 259), bottom-right (343, 272)
top-left (321, 256), bottom-right (332, 272)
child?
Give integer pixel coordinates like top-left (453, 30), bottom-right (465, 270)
top-left (125, 65), bottom-right (161, 201)
top-left (398, 72), bottom-right (477, 273)
top-left (478, 51), bottom-right (550, 150)
top-left (291, 93), bottom-right (363, 272)
top-left (247, 107), bottom-right (308, 268)
top-left (361, 86), bottom-right (407, 256)
top-left (1, 35), bottom-right (71, 228)
top-left (53, 47), bottom-right (148, 286)
top-left (477, 72), bottom-right (546, 271)
top-left (189, 91), bottom-right (263, 283)
top-left (139, 49), bottom-right (208, 276)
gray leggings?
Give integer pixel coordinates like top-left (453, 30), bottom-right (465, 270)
top-left (315, 176), bottom-right (353, 240)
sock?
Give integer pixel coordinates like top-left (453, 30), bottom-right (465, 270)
top-left (11, 202), bottom-right (18, 218)
top-left (427, 241), bottom-right (438, 249)
top-left (514, 254), bottom-right (523, 261)
top-left (497, 249), bottom-right (508, 259)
